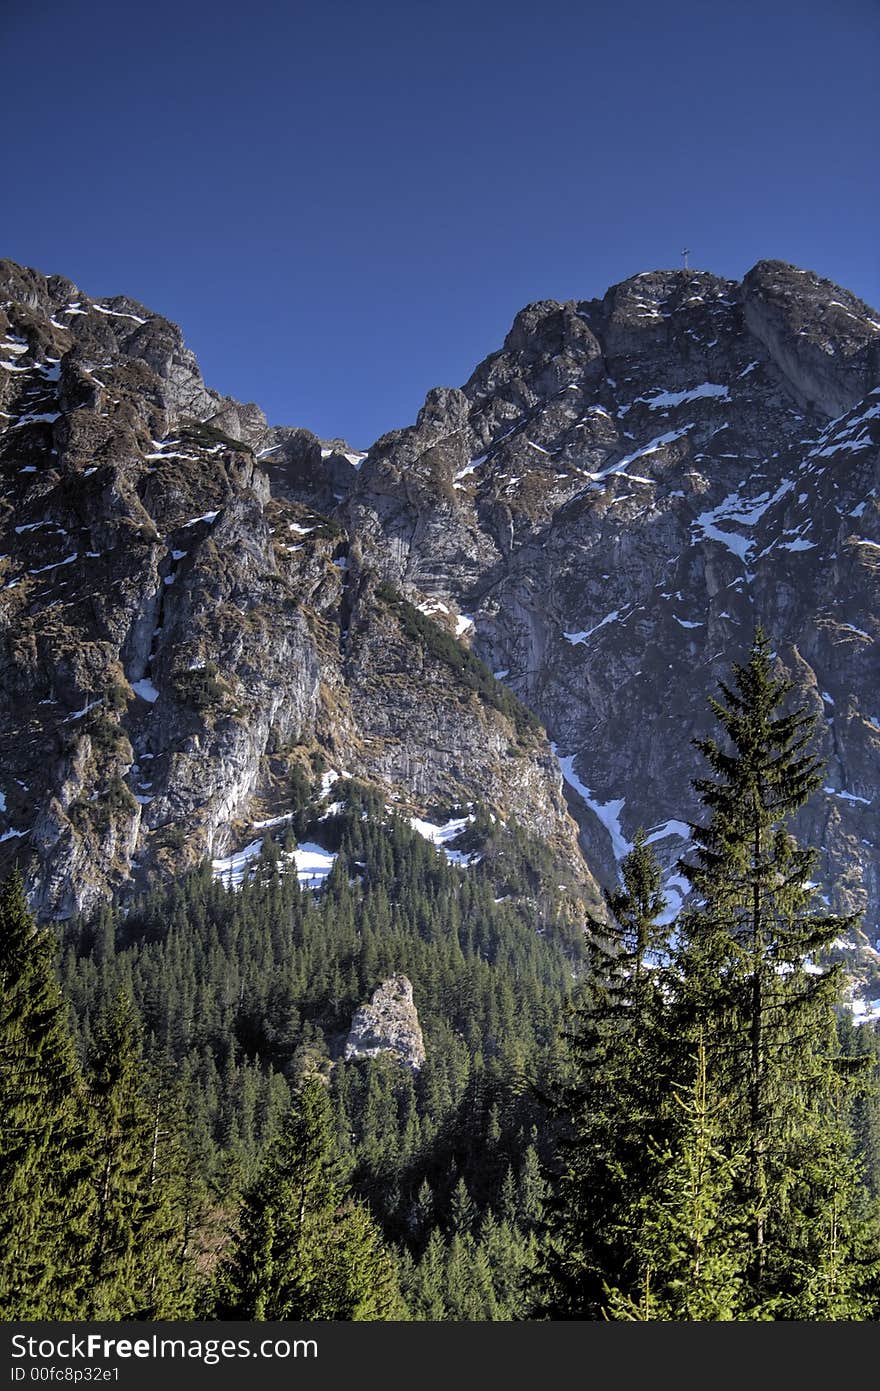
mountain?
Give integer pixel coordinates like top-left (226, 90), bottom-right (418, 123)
top-left (0, 260), bottom-right (598, 923)
top-left (345, 262), bottom-right (880, 951)
top-left (1, 257), bottom-right (878, 979)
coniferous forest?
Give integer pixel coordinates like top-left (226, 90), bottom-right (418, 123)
top-left (2, 632), bottom-right (880, 1320)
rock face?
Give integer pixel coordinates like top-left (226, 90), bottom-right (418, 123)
top-left (1, 255), bottom-right (878, 954)
top-left (345, 261), bottom-right (880, 943)
top-left (344, 975), bottom-right (426, 1069)
top-left (0, 259), bottom-right (597, 919)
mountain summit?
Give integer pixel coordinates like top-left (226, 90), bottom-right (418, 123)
top-left (0, 258), bottom-right (878, 968)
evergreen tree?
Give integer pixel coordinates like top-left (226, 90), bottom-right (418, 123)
top-left (0, 871), bottom-right (94, 1318)
top-left (449, 1176), bottom-right (477, 1236)
top-left (534, 832), bottom-right (671, 1316)
top-left (536, 634), bottom-right (880, 1320)
top-left (217, 1074), bottom-right (404, 1319)
top-left (86, 993), bottom-right (195, 1317)
top-left (674, 628), bottom-right (879, 1316)
top-left (603, 1032), bottom-right (745, 1320)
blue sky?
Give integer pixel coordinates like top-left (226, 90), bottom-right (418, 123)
top-left (4, 0), bottom-right (878, 445)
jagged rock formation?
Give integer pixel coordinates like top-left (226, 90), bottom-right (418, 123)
top-left (346, 262), bottom-right (880, 948)
top-left (0, 260), bottom-right (596, 918)
top-left (344, 975), bottom-right (426, 1069)
top-left (1, 255), bottom-right (878, 965)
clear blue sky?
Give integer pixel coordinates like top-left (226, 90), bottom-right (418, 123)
top-left (4, 0), bottom-right (878, 446)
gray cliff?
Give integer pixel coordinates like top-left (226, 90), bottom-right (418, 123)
top-left (1, 256), bottom-right (878, 975)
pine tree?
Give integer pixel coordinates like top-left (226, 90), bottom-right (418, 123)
top-left (535, 633), bottom-right (880, 1320)
top-left (0, 870), bottom-right (95, 1318)
top-left (140, 1057), bottom-right (202, 1316)
top-left (217, 1074), bottom-right (404, 1319)
top-left (603, 1032), bottom-right (746, 1320)
top-left (534, 833), bottom-right (671, 1316)
top-left (674, 628), bottom-right (879, 1316)
top-left (449, 1176), bottom-right (477, 1236)
top-left (85, 992), bottom-right (195, 1317)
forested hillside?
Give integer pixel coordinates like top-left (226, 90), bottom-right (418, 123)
top-left (3, 636), bottom-right (880, 1320)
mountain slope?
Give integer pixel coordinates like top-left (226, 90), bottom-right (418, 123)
top-left (346, 261), bottom-right (880, 944)
top-left (0, 261), bottom-right (598, 920)
top-left (1, 256), bottom-right (878, 974)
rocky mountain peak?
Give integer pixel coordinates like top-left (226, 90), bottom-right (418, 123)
top-left (345, 258), bottom-right (880, 970)
top-left (1, 256), bottom-right (878, 1001)
top-left (1, 259), bottom-right (598, 921)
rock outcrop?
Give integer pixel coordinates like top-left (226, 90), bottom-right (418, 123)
top-left (344, 975), bottom-right (426, 1069)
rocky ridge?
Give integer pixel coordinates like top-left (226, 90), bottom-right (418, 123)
top-left (344, 262), bottom-right (880, 963)
top-left (1, 257), bottom-right (879, 996)
top-left (0, 260), bottom-right (597, 919)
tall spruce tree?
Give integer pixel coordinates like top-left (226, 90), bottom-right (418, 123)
top-left (602, 1031), bottom-right (746, 1320)
top-left (216, 1073), bottom-right (405, 1319)
top-left (536, 633), bottom-right (880, 1320)
top-left (673, 628), bottom-right (879, 1316)
top-left (0, 870), bottom-right (95, 1318)
top-left (534, 831), bottom-right (671, 1316)
top-left (85, 992), bottom-right (196, 1318)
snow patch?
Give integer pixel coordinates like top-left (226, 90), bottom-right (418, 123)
top-left (552, 745), bottom-right (631, 861)
top-left (657, 872), bottom-right (690, 926)
top-left (64, 699), bottom-right (100, 722)
top-left (454, 456), bottom-right (485, 483)
top-left (643, 382), bottom-right (730, 410)
top-left (321, 768), bottom-right (353, 798)
top-left (251, 811), bottom-right (297, 831)
top-left (409, 815), bottom-right (477, 867)
top-left (824, 786), bottom-right (872, 806)
top-left (591, 427), bottom-right (691, 482)
top-left (645, 820), bottom-right (692, 845)
top-left (212, 837), bottom-right (337, 890)
top-left (131, 678), bottom-right (159, 703)
top-left (93, 304), bottom-right (147, 325)
top-left (28, 553), bottom-right (77, 575)
top-left (290, 843), bottom-right (337, 887)
top-left (563, 610), bottom-right (620, 644)
top-left (692, 479), bottom-right (794, 562)
top-left (211, 839), bottom-right (264, 886)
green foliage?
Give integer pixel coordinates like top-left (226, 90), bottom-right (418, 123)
top-left (215, 1076), bottom-right (404, 1319)
top-left (6, 627), bottom-right (878, 1322)
top-left (58, 790), bottom-right (572, 1317)
top-left (105, 679), bottom-right (131, 712)
top-left (85, 993), bottom-right (197, 1318)
top-left (178, 418), bottom-right (254, 455)
top-left (674, 628), bottom-right (878, 1317)
top-left (0, 872), bottom-right (95, 1318)
top-left (535, 831), bottom-right (673, 1317)
top-left (537, 630), bottom-right (880, 1321)
top-left (85, 711), bottom-right (127, 755)
top-left (173, 662), bottom-right (234, 713)
top-left (602, 1033), bottom-right (746, 1321)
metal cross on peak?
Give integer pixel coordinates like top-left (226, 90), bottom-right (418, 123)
top-left (681, 248), bottom-right (690, 270)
